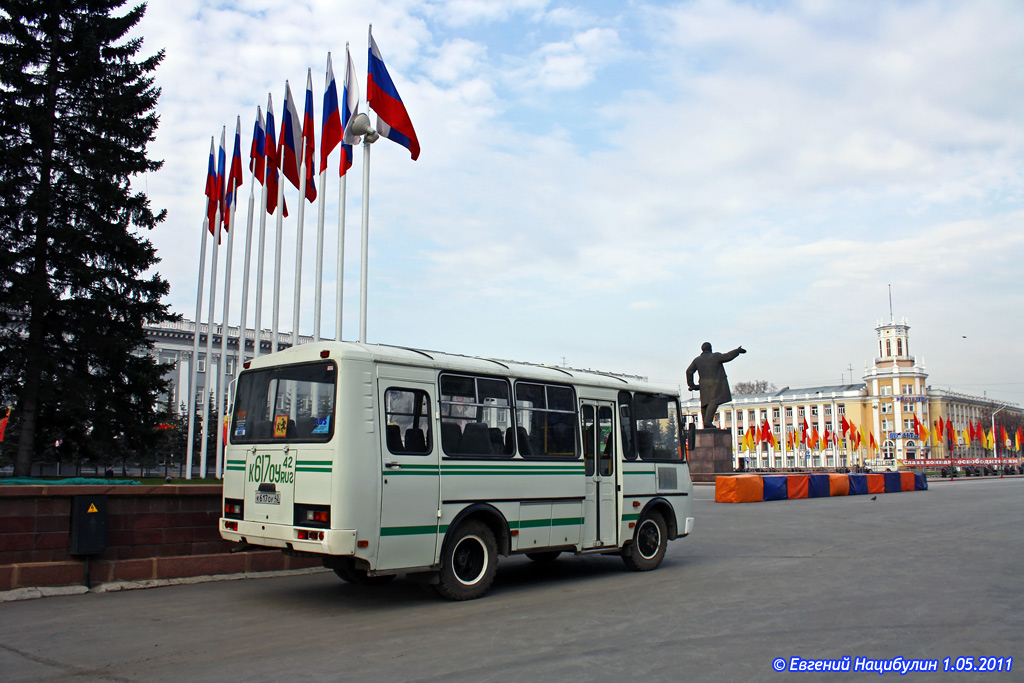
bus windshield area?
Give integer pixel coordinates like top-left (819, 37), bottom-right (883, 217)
top-left (231, 361), bottom-right (337, 444)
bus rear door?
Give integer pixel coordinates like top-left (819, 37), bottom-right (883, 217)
top-left (376, 381), bottom-right (440, 571)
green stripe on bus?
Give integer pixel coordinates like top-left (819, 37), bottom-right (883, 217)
top-left (512, 517), bottom-right (584, 530)
top-left (380, 524), bottom-right (440, 536)
top-left (623, 470), bottom-right (654, 475)
top-left (622, 513), bottom-right (641, 521)
top-left (296, 467), bottom-right (332, 473)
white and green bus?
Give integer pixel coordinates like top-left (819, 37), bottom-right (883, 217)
top-left (220, 342), bottom-right (695, 600)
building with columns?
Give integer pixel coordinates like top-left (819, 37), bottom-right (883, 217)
top-left (681, 318), bottom-right (1022, 470)
top-left (144, 319), bottom-right (311, 417)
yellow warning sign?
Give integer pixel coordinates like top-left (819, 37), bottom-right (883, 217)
top-left (87, 503), bottom-right (98, 513)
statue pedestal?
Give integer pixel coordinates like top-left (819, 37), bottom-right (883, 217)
top-left (688, 428), bottom-right (734, 483)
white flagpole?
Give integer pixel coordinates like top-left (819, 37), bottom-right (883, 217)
top-left (185, 201), bottom-right (211, 481)
top-left (337, 43), bottom-right (359, 343)
top-left (236, 110), bottom-right (260, 376)
top-left (315, 54), bottom-right (336, 343)
top-left (200, 127), bottom-right (226, 479)
top-left (336, 172), bottom-right (347, 342)
top-left (358, 133), bottom-right (371, 344)
top-left (293, 69), bottom-right (313, 349)
top-left (254, 95), bottom-right (274, 360)
top-left (272, 86), bottom-right (288, 354)
top-left (215, 119), bottom-right (242, 480)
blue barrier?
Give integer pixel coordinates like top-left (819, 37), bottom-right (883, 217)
top-left (807, 474), bottom-right (831, 498)
top-left (762, 476), bottom-right (789, 501)
top-left (847, 473), bottom-right (867, 495)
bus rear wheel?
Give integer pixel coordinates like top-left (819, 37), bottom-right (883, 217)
top-left (622, 510), bottom-right (667, 572)
top-left (435, 520), bottom-right (498, 601)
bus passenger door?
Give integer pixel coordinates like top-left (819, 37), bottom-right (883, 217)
top-left (581, 401), bottom-right (618, 549)
top-left (376, 381), bottom-right (440, 571)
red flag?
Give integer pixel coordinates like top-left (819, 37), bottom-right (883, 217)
top-left (841, 415), bottom-right (850, 438)
top-left (0, 407), bottom-right (10, 442)
top-left (367, 27), bottom-right (420, 160)
top-left (802, 418), bottom-right (809, 444)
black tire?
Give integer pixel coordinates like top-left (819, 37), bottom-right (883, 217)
top-left (435, 520), bottom-right (498, 600)
top-left (329, 558), bottom-right (396, 585)
top-left (525, 551), bottom-right (561, 563)
top-left (622, 510), bottom-right (667, 572)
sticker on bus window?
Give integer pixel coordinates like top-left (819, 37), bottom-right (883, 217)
top-left (234, 411), bottom-right (247, 437)
top-left (274, 415), bottom-right (289, 438)
top-left (312, 416), bottom-right (331, 434)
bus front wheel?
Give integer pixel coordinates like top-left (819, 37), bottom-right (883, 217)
top-left (622, 510), bottom-right (667, 572)
top-left (435, 520), bottom-right (498, 600)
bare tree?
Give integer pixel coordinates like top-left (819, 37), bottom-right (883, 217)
top-left (733, 380), bottom-right (778, 396)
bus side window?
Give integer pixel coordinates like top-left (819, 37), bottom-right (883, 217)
top-left (384, 388), bottom-right (432, 455)
top-left (618, 391), bottom-right (637, 460)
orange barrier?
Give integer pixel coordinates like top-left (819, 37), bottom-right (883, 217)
top-left (715, 475), bottom-right (764, 503)
top-left (828, 473), bottom-right (850, 496)
top-left (787, 474), bottom-right (809, 499)
top-left (866, 474), bottom-right (885, 494)
top-left (900, 471), bottom-right (915, 492)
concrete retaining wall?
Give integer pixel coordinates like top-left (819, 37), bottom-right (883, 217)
top-left (0, 485), bottom-right (319, 591)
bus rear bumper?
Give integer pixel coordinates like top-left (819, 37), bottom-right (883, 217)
top-left (220, 518), bottom-right (357, 556)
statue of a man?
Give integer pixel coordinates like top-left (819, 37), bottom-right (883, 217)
top-left (686, 342), bottom-right (746, 428)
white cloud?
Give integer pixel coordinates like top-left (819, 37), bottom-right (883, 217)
top-left (127, 0), bottom-right (1024, 404)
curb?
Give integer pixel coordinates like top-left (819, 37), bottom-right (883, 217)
top-left (0, 566), bottom-right (329, 603)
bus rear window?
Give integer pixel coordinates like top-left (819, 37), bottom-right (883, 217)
top-left (231, 361), bottom-right (337, 443)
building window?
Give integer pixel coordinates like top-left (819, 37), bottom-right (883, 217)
top-left (882, 419), bottom-right (893, 431)
top-left (837, 404), bottom-right (845, 415)
top-left (197, 356), bottom-right (206, 373)
top-left (748, 410), bottom-right (756, 421)
top-left (886, 339), bottom-right (892, 357)
top-left (811, 406), bottom-right (818, 416)
top-left (881, 386), bottom-right (892, 396)
top-left (824, 406), bottom-right (832, 417)
top-left (785, 407), bottom-right (793, 418)
top-left (904, 418), bottom-right (915, 432)
top-left (881, 403), bottom-right (893, 414)
top-left (902, 384), bottom-right (914, 395)
top-left (773, 408), bottom-right (780, 419)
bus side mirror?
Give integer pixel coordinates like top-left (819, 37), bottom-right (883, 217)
top-left (687, 422), bottom-right (696, 452)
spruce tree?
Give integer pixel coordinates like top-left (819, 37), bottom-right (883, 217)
top-left (0, 1), bottom-right (171, 476)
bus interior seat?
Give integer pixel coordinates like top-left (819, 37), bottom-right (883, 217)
top-left (441, 422), bottom-right (462, 454)
top-left (461, 423), bottom-right (493, 455)
top-left (386, 424), bottom-right (404, 452)
top-left (516, 427), bottom-right (533, 455)
top-left (488, 428), bottom-right (506, 454)
top-left (296, 417), bottom-right (316, 438)
top-left (405, 427), bottom-right (428, 453)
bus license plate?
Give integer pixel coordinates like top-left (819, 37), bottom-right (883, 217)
top-left (255, 492), bottom-right (280, 505)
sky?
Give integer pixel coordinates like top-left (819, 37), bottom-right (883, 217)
top-left (130, 0), bottom-right (1024, 406)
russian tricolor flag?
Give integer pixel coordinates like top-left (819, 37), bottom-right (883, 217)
top-left (250, 107), bottom-right (265, 185)
top-left (320, 53), bottom-right (342, 175)
top-left (223, 118), bottom-right (244, 229)
top-left (264, 95), bottom-right (287, 217)
top-left (367, 28), bottom-right (420, 161)
top-left (204, 137), bottom-right (218, 231)
top-left (280, 81), bottom-right (303, 192)
top-left (340, 44), bottom-right (360, 176)
top-left (301, 69), bottom-right (317, 202)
